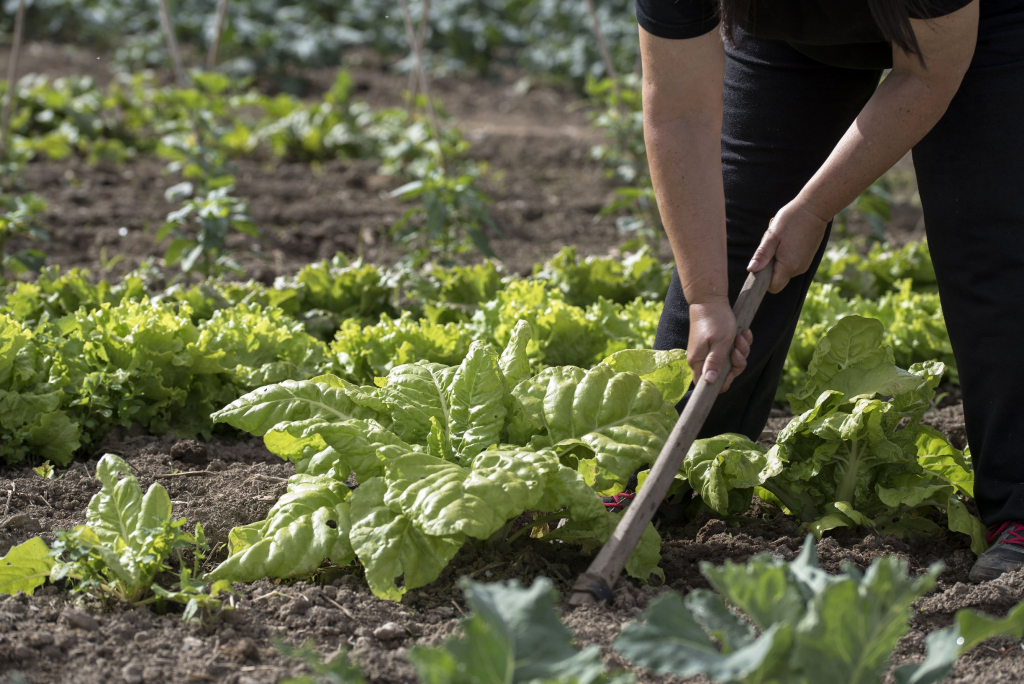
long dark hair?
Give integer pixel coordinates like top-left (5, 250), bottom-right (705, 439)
top-left (720, 0), bottom-right (933, 57)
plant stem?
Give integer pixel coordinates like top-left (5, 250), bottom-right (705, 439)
top-left (157, 0), bottom-right (189, 88)
top-left (398, 0), bottom-right (446, 174)
top-left (507, 511), bottom-right (570, 544)
top-left (835, 440), bottom-right (861, 506)
top-left (206, 0), bottom-right (231, 72)
top-left (0, 0), bottom-right (27, 165)
top-left (405, 0), bottom-right (431, 110)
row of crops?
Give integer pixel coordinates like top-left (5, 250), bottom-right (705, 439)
top-left (3, 0), bottom-right (640, 89)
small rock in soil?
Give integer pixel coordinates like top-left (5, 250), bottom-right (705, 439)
top-left (28, 632), bottom-right (54, 648)
top-left (122, 659), bottom-right (144, 684)
top-left (62, 608), bottom-right (99, 631)
top-left (373, 621), bottom-right (406, 641)
top-left (181, 636), bottom-right (203, 652)
top-left (12, 645), bottom-right (34, 662)
top-left (169, 439), bottom-right (208, 464)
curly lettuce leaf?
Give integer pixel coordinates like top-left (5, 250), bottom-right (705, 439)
top-left (684, 434), bottom-right (782, 516)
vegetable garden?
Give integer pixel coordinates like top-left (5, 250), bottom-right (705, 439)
top-left (0, 4), bottom-right (1021, 684)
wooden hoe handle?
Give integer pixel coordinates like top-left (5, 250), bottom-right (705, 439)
top-left (568, 261), bottom-right (775, 606)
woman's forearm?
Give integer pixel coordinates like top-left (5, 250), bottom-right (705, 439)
top-left (795, 6), bottom-right (978, 222)
top-left (647, 115), bottom-right (728, 304)
top-left (795, 71), bottom-right (961, 221)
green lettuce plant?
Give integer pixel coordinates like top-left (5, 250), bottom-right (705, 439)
top-left (615, 536), bottom-right (1024, 684)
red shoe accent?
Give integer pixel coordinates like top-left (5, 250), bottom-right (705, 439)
top-left (986, 521), bottom-right (1024, 546)
top-left (603, 491), bottom-right (635, 512)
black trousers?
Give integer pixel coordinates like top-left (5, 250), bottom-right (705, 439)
top-left (654, 1), bottom-right (1024, 525)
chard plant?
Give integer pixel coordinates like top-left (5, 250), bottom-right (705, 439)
top-left (761, 316), bottom-right (984, 552)
top-left (616, 536), bottom-right (1024, 684)
top-left (209, 320), bottom-right (672, 600)
top-left (50, 454), bottom-right (196, 605)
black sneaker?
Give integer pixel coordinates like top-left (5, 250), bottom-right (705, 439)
top-left (969, 521), bottom-right (1024, 582)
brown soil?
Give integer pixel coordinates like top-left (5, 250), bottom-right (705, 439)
top-left (0, 42), bottom-right (1006, 684)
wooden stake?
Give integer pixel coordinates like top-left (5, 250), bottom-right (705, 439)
top-left (568, 261), bottom-right (775, 606)
top-left (0, 0), bottom-right (27, 165)
top-left (405, 0), bottom-right (431, 109)
top-left (157, 0), bottom-right (189, 87)
top-left (398, 0), bottom-right (446, 172)
top-left (584, 0), bottom-right (618, 82)
top-left (206, 0), bottom-right (230, 71)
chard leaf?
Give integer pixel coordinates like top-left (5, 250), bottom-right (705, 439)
top-left (601, 348), bottom-right (691, 404)
top-left (209, 475), bottom-right (354, 583)
top-left (263, 418), bottom-right (412, 480)
top-left (510, 364), bottom-right (677, 491)
top-left (0, 537), bottom-right (52, 596)
top-left (349, 477), bottom-right (464, 601)
top-left (211, 377), bottom-right (379, 436)
top-left (409, 578), bottom-right (625, 684)
top-left (788, 316), bottom-right (919, 413)
top-left (915, 425), bottom-right (973, 497)
top-left (684, 433), bottom-right (782, 515)
top-left (87, 453), bottom-right (173, 550)
top-left (946, 495), bottom-right (988, 556)
top-left (446, 341), bottom-right (507, 463)
top-left (379, 362), bottom-right (454, 445)
top-left (498, 319), bottom-right (532, 388)
top-left (614, 592), bottom-right (787, 680)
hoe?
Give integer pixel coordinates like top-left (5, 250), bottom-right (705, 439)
top-left (569, 261), bottom-right (774, 605)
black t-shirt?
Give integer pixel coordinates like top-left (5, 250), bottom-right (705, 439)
top-left (636, 0), bottom-right (974, 69)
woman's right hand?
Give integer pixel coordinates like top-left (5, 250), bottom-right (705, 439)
top-left (687, 297), bottom-right (753, 394)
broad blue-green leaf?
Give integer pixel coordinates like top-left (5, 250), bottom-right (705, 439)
top-left (211, 377), bottom-right (379, 436)
top-left (954, 600), bottom-right (1024, 654)
top-left (349, 477), bottom-right (464, 601)
top-left (794, 557), bottom-right (940, 684)
top-left (209, 475), bottom-right (354, 582)
top-left (0, 537), bottom-right (52, 596)
top-left (510, 364), bottom-right (678, 491)
top-left (410, 578), bottom-right (628, 684)
top-left (615, 592), bottom-right (787, 681)
top-left (600, 348), bottom-right (691, 404)
top-left (702, 553), bottom-right (807, 632)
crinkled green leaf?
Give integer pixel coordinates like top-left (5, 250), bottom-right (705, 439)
top-left (601, 348), bottom-right (691, 405)
top-left (510, 364), bottom-right (677, 491)
top-left (379, 362), bottom-right (454, 445)
top-left (212, 376), bottom-right (379, 436)
top-left (209, 475), bottom-right (354, 583)
top-left (915, 425), bottom-right (973, 498)
top-left (349, 477), bottom-right (464, 601)
top-left (447, 341), bottom-right (507, 463)
top-left (684, 433), bottom-right (782, 515)
top-left (0, 537), bottom-right (52, 596)
top-left (264, 418), bottom-right (412, 481)
top-left (498, 319), bottom-right (532, 389)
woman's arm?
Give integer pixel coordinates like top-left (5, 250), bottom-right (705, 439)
top-left (748, 0), bottom-right (979, 292)
top-left (641, 27), bottom-right (752, 390)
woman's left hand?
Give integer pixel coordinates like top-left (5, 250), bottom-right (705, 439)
top-left (747, 198), bottom-right (829, 293)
